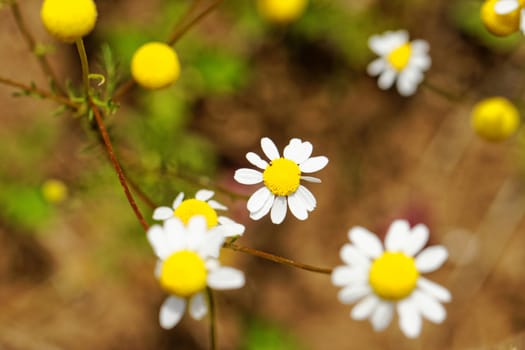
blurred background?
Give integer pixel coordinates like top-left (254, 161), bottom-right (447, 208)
top-left (1, 0), bottom-right (525, 349)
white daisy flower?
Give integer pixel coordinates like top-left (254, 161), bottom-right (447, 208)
top-left (147, 216), bottom-right (245, 329)
top-left (152, 189), bottom-right (245, 238)
top-left (234, 137), bottom-right (328, 224)
top-left (332, 220), bottom-right (451, 338)
top-left (494, 0), bottom-right (525, 33)
top-left (367, 30), bottom-right (431, 96)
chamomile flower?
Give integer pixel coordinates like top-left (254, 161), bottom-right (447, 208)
top-left (147, 216), bottom-right (245, 329)
top-left (471, 97), bottom-right (520, 142)
top-left (131, 42), bottom-right (181, 89)
top-left (481, 0), bottom-right (522, 36)
top-left (332, 220), bottom-right (451, 338)
top-left (41, 0), bottom-right (97, 42)
top-left (234, 137), bottom-right (328, 224)
top-left (367, 30), bottom-right (431, 97)
top-left (152, 190), bottom-right (245, 238)
top-left (257, 0), bottom-right (308, 23)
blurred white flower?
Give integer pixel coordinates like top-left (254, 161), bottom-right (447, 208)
top-left (153, 189), bottom-right (244, 238)
top-left (332, 220), bottom-right (451, 338)
top-left (494, 0), bottom-right (525, 34)
top-left (367, 30), bottom-right (431, 96)
top-left (234, 137), bottom-right (328, 224)
top-left (148, 216), bottom-right (245, 329)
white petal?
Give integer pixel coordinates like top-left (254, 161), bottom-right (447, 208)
top-left (410, 54), bottom-right (431, 70)
top-left (351, 295), bottom-right (380, 320)
top-left (163, 218), bottom-right (187, 252)
top-left (147, 225), bottom-right (170, 259)
top-left (367, 58), bottom-right (386, 77)
top-left (396, 76), bottom-right (418, 97)
top-left (299, 156), bottom-right (329, 173)
top-left (247, 186), bottom-right (273, 213)
top-left (337, 284), bottom-right (371, 304)
top-left (249, 192), bottom-right (275, 220)
top-left (397, 298), bottom-right (422, 338)
top-left (207, 267), bottom-right (245, 290)
top-left (520, 9), bottom-right (525, 34)
top-left (300, 176), bottom-right (321, 183)
top-left (417, 277), bottom-right (451, 302)
top-left (208, 200), bottom-right (227, 210)
top-left (295, 185), bottom-right (316, 211)
top-left (371, 302), bottom-right (394, 331)
top-left (197, 231), bottom-right (224, 258)
top-left (189, 292), bottom-right (208, 320)
top-left (261, 137), bottom-right (280, 160)
top-left (494, 0), bottom-right (520, 14)
top-left (340, 244), bottom-right (371, 267)
top-left (172, 192), bottom-right (184, 209)
top-left (287, 192), bottom-right (308, 220)
top-left (331, 266), bottom-right (368, 287)
top-left (214, 223), bottom-right (245, 237)
top-left (195, 189), bottom-right (214, 201)
top-left (378, 69), bottom-right (397, 90)
top-left (369, 35), bottom-right (390, 55)
top-left (187, 215), bottom-right (207, 236)
top-left (402, 224), bottom-right (429, 256)
top-left (284, 139), bottom-right (313, 164)
top-left (411, 40), bottom-right (430, 54)
top-left (154, 260), bottom-right (162, 278)
top-left (246, 152), bottom-right (268, 170)
top-left (153, 207), bottom-right (174, 221)
top-left (234, 168), bottom-right (263, 185)
top-left (270, 196), bottom-right (287, 224)
top-left (384, 220), bottom-right (410, 252)
top-left (412, 290), bottom-right (446, 324)
top-left (415, 246), bottom-right (448, 273)
top-left (159, 296), bottom-right (186, 329)
top-left (349, 227), bottom-right (384, 259)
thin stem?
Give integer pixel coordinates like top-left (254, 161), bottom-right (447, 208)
top-left (112, 0), bottom-right (225, 101)
top-left (421, 80), bottom-right (463, 102)
top-left (90, 101), bottom-right (150, 231)
top-left (206, 288), bottom-right (217, 350)
top-left (75, 39), bottom-right (91, 98)
top-left (224, 242), bottom-right (333, 274)
top-left (10, 2), bottom-right (66, 96)
top-left (0, 75), bottom-right (79, 109)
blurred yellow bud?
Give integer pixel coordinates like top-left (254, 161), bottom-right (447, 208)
top-left (131, 42), bottom-right (181, 90)
top-left (42, 179), bottom-right (68, 204)
top-left (257, 0), bottom-right (308, 23)
top-left (480, 0), bottom-right (520, 36)
top-left (41, 0), bottom-right (98, 42)
top-left (471, 97), bottom-right (520, 142)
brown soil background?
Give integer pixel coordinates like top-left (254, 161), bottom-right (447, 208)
top-left (1, 1), bottom-right (525, 349)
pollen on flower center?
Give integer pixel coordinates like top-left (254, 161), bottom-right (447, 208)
top-left (263, 158), bottom-right (301, 196)
top-left (160, 251), bottom-right (207, 297)
top-left (368, 252), bottom-right (419, 300)
top-left (387, 43), bottom-right (412, 71)
top-left (174, 199), bottom-right (218, 228)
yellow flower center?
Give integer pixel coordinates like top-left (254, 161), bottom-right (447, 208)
top-left (471, 97), bottom-right (520, 142)
top-left (263, 158), bottom-right (301, 196)
top-left (481, 0), bottom-right (521, 36)
top-left (387, 43), bottom-right (412, 71)
top-left (368, 252), bottom-right (419, 301)
top-left (131, 42), bottom-right (181, 90)
top-left (160, 251), bottom-right (207, 297)
top-left (40, 0), bottom-right (98, 42)
top-left (257, 0), bottom-right (308, 23)
top-left (173, 199), bottom-right (218, 228)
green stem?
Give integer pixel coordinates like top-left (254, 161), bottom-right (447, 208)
top-left (421, 80), bottom-right (462, 102)
top-left (75, 38), bottom-right (91, 98)
top-left (207, 288), bottom-right (217, 350)
top-left (224, 242), bottom-right (333, 274)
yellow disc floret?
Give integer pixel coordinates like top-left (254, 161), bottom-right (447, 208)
top-left (160, 250), bottom-right (207, 297)
top-left (481, 0), bottom-right (521, 36)
top-left (387, 43), bottom-right (412, 71)
top-left (131, 42), bottom-right (181, 90)
top-left (173, 199), bottom-right (219, 228)
top-left (41, 0), bottom-right (97, 42)
top-left (369, 252), bottom-right (419, 301)
top-left (471, 97), bottom-right (520, 142)
top-left (263, 158), bottom-right (301, 196)
top-left (257, 0), bottom-right (308, 23)
top-left (41, 179), bottom-right (68, 204)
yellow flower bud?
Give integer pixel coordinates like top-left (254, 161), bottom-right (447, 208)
top-left (480, 0), bottom-right (520, 36)
top-left (471, 97), bottom-right (520, 142)
top-left (41, 0), bottom-right (98, 42)
top-left (41, 179), bottom-right (68, 204)
top-left (131, 42), bottom-right (181, 90)
top-left (257, 0), bottom-right (308, 23)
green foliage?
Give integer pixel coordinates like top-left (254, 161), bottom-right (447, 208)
top-left (449, 0), bottom-right (521, 52)
top-left (241, 318), bottom-right (306, 350)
